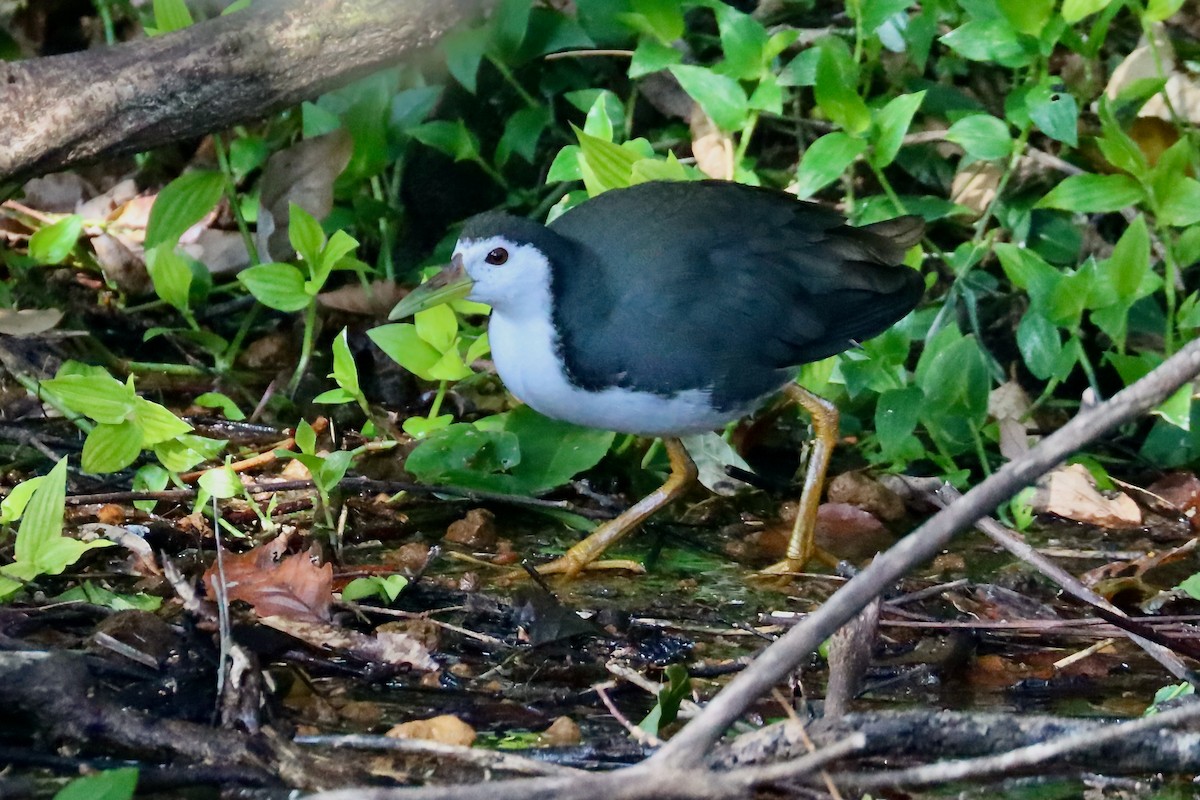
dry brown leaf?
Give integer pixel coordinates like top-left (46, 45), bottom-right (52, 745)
top-left (318, 280), bottom-right (408, 316)
top-left (1033, 464), bottom-right (1142, 528)
top-left (0, 308), bottom-right (62, 336)
top-left (689, 107), bottom-right (734, 180)
top-left (540, 716), bottom-right (581, 746)
top-left (257, 129), bottom-right (354, 261)
top-left (444, 508), bottom-right (497, 550)
top-left (92, 232), bottom-right (151, 296)
top-left (203, 538), bottom-right (333, 622)
top-left (261, 616), bottom-right (438, 671)
top-left (182, 229), bottom-right (250, 275)
top-left (386, 714), bottom-right (476, 746)
top-left (988, 380), bottom-right (1034, 460)
top-left (950, 160), bottom-right (1002, 216)
top-left (826, 471), bottom-right (906, 521)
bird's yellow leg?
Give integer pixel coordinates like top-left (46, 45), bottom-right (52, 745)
top-left (532, 437), bottom-right (698, 580)
top-left (760, 384), bottom-right (841, 575)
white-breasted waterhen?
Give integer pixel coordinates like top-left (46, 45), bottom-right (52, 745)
top-left (391, 180), bottom-right (923, 578)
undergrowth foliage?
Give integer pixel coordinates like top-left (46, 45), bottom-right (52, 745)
top-left (0, 0), bottom-right (1197, 594)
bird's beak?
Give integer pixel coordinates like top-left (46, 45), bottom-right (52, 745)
top-left (388, 253), bottom-right (474, 320)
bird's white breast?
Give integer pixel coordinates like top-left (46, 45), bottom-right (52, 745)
top-left (486, 288), bottom-right (741, 438)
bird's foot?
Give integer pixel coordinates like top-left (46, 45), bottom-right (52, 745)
top-left (756, 546), bottom-right (840, 577)
top-left (503, 556), bottom-right (646, 582)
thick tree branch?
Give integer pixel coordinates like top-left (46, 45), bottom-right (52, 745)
top-left (0, 0), bottom-right (484, 184)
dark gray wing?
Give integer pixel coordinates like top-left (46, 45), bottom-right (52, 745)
top-left (548, 181), bottom-right (923, 410)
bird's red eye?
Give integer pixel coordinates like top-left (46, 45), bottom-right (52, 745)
top-left (485, 247), bottom-right (509, 266)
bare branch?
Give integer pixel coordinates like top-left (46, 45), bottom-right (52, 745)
top-left (0, 0), bottom-right (485, 184)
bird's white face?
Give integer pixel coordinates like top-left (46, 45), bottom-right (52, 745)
top-left (454, 235), bottom-right (551, 314)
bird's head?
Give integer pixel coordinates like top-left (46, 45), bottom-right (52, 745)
top-left (389, 213), bottom-right (558, 320)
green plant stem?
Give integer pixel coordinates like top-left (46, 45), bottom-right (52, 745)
top-left (94, 0), bottom-right (117, 45)
top-left (124, 360), bottom-right (214, 377)
top-left (1075, 335), bottom-right (1100, 395)
top-left (221, 303), bottom-right (260, 373)
top-left (428, 381), bottom-right (448, 419)
top-left (734, 111), bottom-right (760, 172)
top-left (288, 301), bottom-right (319, 396)
top-left (23, 379), bottom-right (94, 435)
top-left (972, 123), bottom-right (1032, 242)
top-left (370, 175), bottom-right (396, 281)
top-left (870, 164), bottom-right (906, 213)
top-left (488, 55), bottom-right (540, 109)
top-left (1157, 221), bottom-right (1181, 354)
top-left (473, 156), bottom-right (511, 191)
top-left (212, 134), bottom-right (260, 265)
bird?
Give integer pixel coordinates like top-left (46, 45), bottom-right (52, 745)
top-left (390, 180), bottom-right (924, 579)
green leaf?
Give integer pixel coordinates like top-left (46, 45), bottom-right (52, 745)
top-left (870, 91), bottom-right (925, 168)
top-left (54, 767), bottom-right (138, 800)
top-left (194, 392), bottom-right (245, 420)
top-left (405, 424), bottom-right (522, 485)
top-left (639, 663), bottom-right (691, 735)
top-left (1153, 384), bottom-right (1192, 430)
top-left (82, 420), bottom-right (144, 473)
top-left (411, 120), bottom-right (481, 163)
top-left (874, 386), bottom-right (924, 462)
top-left (496, 105), bottom-right (552, 167)
top-left (144, 244), bottom-right (193, 314)
top-left (714, 4), bottom-right (768, 81)
top-left (859, 0), bottom-right (912, 30)
top-left (145, 170), bottom-right (224, 248)
top-left (621, 0), bottom-right (684, 42)
top-left (287, 204), bottom-right (326, 268)
top-left (1016, 312), bottom-right (1062, 380)
top-left (1096, 100), bottom-right (1147, 178)
top-left (0, 476), bottom-right (43, 525)
top-left (583, 91), bottom-right (623, 141)
top-left (668, 65), bottom-right (749, 131)
top-left (814, 41), bottom-right (870, 134)
top-left (296, 420), bottom-right (317, 455)
top-left (313, 388), bottom-right (357, 404)
top-left (998, 0), bottom-right (1054, 35)
top-left (132, 464), bottom-right (169, 513)
top-left (28, 215), bottom-right (84, 264)
top-left (369, 323), bottom-right (444, 382)
top-left (17, 459), bottom-right (67, 562)
top-left (1107, 215), bottom-right (1150, 299)
top-left (1037, 174), bottom-right (1144, 213)
top-left (152, 0), bottom-right (192, 33)
top-left (442, 25), bottom-right (490, 93)
top-left (132, 397), bottom-right (192, 445)
top-left (1157, 178), bottom-right (1200, 228)
top-left (945, 114), bottom-right (1012, 160)
top-left (238, 262), bottom-right (311, 312)
top-left (917, 333), bottom-right (990, 452)
top-left (1061, 0), bottom-right (1113, 22)
top-left (56, 582), bottom-right (162, 612)
top-left (547, 145), bottom-right (583, 182)
top-left (41, 373), bottom-right (135, 424)
top-left (316, 449), bottom-right (354, 491)
top-left (940, 19), bottom-right (1034, 67)
top-left (330, 329), bottom-right (360, 395)
top-left (574, 125), bottom-right (641, 193)
top-left (1026, 83), bottom-right (1078, 146)
top-left (153, 434), bottom-right (226, 472)
top-left (794, 133), bottom-right (866, 199)
top-left (343, 575), bottom-right (409, 604)
top-left (1146, 0), bottom-right (1185, 21)
top-left (490, 0), bottom-right (533, 58)
top-left (198, 465), bottom-right (242, 499)
top-left (629, 37), bottom-right (680, 78)
top-left (414, 304), bottom-right (459, 354)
